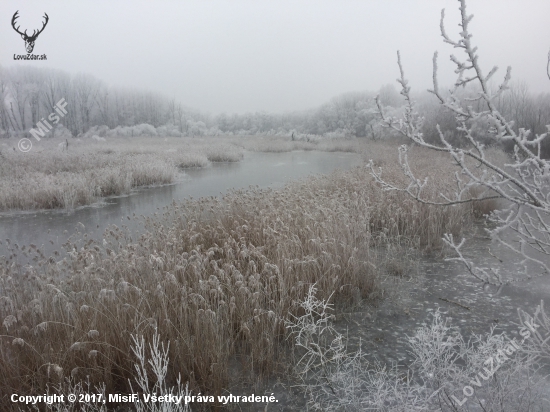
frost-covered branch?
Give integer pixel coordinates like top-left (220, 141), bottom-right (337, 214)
top-left (372, 0), bottom-right (550, 285)
top-left (518, 300), bottom-right (550, 362)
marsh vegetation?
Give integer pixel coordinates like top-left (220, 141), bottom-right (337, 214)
top-left (0, 139), bottom-right (504, 410)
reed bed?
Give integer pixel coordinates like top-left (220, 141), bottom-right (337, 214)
top-left (0, 137), bottom-right (248, 212)
top-left (227, 135), bottom-right (364, 153)
top-left (203, 143), bottom-right (244, 162)
top-left (0, 142), bottom-right (499, 410)
top-left (364, 141), bottom-right (507, 227)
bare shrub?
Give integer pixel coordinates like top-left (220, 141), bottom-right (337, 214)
top-left (371, 0), bottom-right (550, 287)
top-left (288, 286), bottom-right (549, 411)
top-left (129, 331), bottom-right (192, 412)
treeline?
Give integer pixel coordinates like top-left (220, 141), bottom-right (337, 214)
top-left (213, 90), bottom-right (383, 137)
top-left (0, 65), bottom-right (388, 139)
top-left (0, 65), bottom-right (207, 138)
top-left (1, 65), bottom-right (549, 157)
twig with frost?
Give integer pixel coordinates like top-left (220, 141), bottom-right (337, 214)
top-left (130, 331), bottom-right (192, 412)
top-left (517, 300), bottom-right (550, 362)
top-left (285, 284), bottom-right (340, 393)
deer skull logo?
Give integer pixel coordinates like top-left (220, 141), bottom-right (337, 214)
top-left (11, 11), bottom-right (49, 54)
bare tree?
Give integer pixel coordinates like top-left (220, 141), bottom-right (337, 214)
top-left (175, 103), bottom-right (186, 133)
top-left (73, 73), bottom-right (101, 134)
top-left (94, 86), bottom-right (111, 127)
top-left (167, 98), bottom-right (176, 126)
top-left (7, 74), bottom-right (28, 131)
top-left (0, 67), bottom-right (11, 137)
top-left (371, 0), bottom-right (550, 288)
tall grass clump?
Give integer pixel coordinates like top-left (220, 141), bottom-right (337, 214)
top-left (203, 143), bottom-right (244, 162)
top-left (0, 151), bottom-right (175, 211)
top-left (0, 148), bottom-right (496, 410)
top-left (366, 141), bottom-right (507, 247)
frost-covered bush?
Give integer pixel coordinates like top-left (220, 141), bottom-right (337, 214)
top-left (207, 126), bottom-right (223, 136)
top-left (81, 125), bottom-right (109, 139)
top-left (93, 125), bottom-right (109, 137)
top-left (130, 332), bottom-right (192, 412)
top-left (156, 125), bottom-right (168, 136)
top-left (52, 124), bottom-right (73, 140)
top-left (104, 123), bottom-right (158, 137)
top-left (157, 123), bottom-right (182, 137)
top-left (134, 123), bottom-right (158, 136)
top-left (289, 286), bottom-right (549, 411)
top-left (186, 120), bottom-right (207, 136)
top-left (105, 126), bottom-right (127, 137)
top-left (371, 0), bottom-right (550, 286)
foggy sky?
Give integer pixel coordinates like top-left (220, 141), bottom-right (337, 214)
top-left (1, 0), bottom-right (549, 114)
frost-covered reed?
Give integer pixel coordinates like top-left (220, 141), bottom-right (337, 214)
top-left (227, 134), bottom-right (364, 153)
top-left (0, 136), bottom-right (247, 211)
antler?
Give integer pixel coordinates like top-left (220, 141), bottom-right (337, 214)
top-left (11, 11), bottom-right (49, 40)
top-left (11, 11), bottom-right (26, 37)
top-left (29, 13), bottom-right (49, 39)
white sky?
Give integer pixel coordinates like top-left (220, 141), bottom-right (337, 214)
top-left (1, 0), bottom-right (549, 114)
